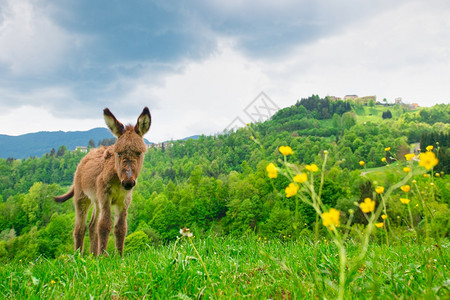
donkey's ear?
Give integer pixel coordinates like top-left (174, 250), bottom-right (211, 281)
top-left (135, 107), bottom-right (151, 136)
top-left (104, 108), bottom-right (125, 137)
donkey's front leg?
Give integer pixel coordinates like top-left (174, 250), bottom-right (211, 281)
top-left (114, 205), bottom-right (128, 256)
top-left (97, 196), bottom-right (112, 256)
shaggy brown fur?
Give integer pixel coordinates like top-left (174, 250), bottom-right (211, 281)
top-left (55, 107), bottom-right (151, 256)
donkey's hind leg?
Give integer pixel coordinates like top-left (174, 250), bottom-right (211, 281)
top-left (88, 204), bottom-right (100, 255)
top-left (74, 196), bottom-right (91, 254)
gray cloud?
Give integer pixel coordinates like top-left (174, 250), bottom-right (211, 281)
top-left (188, 0), bottom-right (410, 57)
top-left (0, 0), bottom-right (448, 138)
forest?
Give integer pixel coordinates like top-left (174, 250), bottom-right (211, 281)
top-left (0, 96), bottom-right (448, 261)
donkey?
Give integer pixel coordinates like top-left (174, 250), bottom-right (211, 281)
top-left (54, 107), bottom-right (151, 256)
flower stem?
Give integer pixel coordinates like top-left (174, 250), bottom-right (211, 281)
top-left (413, 181), bottom-right (430, 243)
top-left (337, 238), bottom-right (347, 300)
top-left (379, 195), bottom-right (390, 247)
top-left (188, 237), bottom-right (216, 297)
top-left (407, 204), bottom-right (416, 235)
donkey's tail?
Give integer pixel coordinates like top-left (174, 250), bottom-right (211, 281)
top-left (54, 187), bottom-right (74, 203)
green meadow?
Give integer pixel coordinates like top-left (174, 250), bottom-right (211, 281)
top-left (1, 235), bottom-right (448, 299)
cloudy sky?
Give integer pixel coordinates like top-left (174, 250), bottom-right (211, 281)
top-left (1, 0), bottom-right (449, 142)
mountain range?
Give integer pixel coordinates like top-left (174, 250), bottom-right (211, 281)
top-left (0, 129), bottom-right (200, 159)
top-left (0, 128), bottom-right (116, 159)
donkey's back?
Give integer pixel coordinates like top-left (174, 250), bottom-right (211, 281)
top-left (54, 146), bottom-right (115, 203)
top-left (76, 146), bottom-right (116, 194)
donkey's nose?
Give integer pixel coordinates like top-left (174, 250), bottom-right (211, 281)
top-left (122, 179), bottom-right (136, 190)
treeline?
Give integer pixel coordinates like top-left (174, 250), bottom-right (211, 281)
top-left (89, 138), bottom-right (117, 148)
top-left (0, 100), bottom-right (449, 260)
top-left (296, 94), bottom-right (352, 119)
top-left (402, 103), bottom-right (449, 125)
top-left (0, 149), bottom-right (85, 201)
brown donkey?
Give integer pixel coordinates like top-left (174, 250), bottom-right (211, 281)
top-left (54, 107), bottom-right (151, 256)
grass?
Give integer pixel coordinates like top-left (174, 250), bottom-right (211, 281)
top-left (1, 235), bottom-right (448, 299)
top-left (354, 104), bottom-right (418, 124)
top-left (361, 162), bottom-right (432, 196)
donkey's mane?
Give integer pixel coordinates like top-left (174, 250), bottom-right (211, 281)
top-left (125, 124), bottom-right (135, 131)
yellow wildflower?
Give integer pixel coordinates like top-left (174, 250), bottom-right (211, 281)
top-left (403, 166), bottom-right (411, 173)
top-left (385, 147), bottom-right (391, 151)
top-left (400, 185), bottom-right (410, 193)
top-left (322, 208), bottom-right (340, 230)
top-left (305, 164), bottom-right (319, 172)
top-left (324, 150), bottom-right (329, 155)
top-left (360, 198), bottom-right (376, 213)
top-left (435, 172), bottom-right (440, 177)
top-left (359, 161), bottom-right (365, 166)
top-left (375, 186), bottom-right (384, 194)
top-left (285, 183), bottom-right (299, 198)
top-left (381, 157), bottom-right (386, 162)
top-left (381, 214), bottom-right (388, 220)
top-left (375, 222), bottom-right (384, 228)
top-left (293, 173), bottom-right (308, 183)
top-left (266, 163), bottom-right (278, 178)
top-left (426, 145), bottom-right (433, 151)
top-left (50, 280), bottom-right (56, 284)
top-left (400, 198), bottom-right (410, 204)
top-left (405, 153), bottom-right (415, 161)
top-left (279, 146), bottom-right (293, 156)
top-left (419, 151), bottom-right (438, 170)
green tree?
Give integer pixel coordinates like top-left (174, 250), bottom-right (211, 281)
top-left (341, 112), bottom-right (356, 130)
top-left (150, 196), bottom-right (180, 241)
top-left (125, 231), bottom-right (150, 252)
top-left (226, 196), bottom-right (262, 234)
top-left (56, 145), bottom-right (67, 157)
top-left (37, 213), bottom-right (73, 258)
top-left (263, 204), bottom-right (295, 237)
top-left (88, 139), bottom-right (96, 148)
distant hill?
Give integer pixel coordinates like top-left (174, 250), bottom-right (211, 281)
top-left (181, 135), bottom-right (200, 141)
top-left (0, 128), bottom-right (116, 159)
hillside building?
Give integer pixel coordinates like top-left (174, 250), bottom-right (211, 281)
top-left (74, 146), bottom-right (88, 153)
top-left (344, 95), bottom-right (358, 101)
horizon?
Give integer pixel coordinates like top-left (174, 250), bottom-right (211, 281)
top-left (1, 0), bottom-right (449, 142)
top-left (0, 98), bottom-right (445, 141)
top-left (0, 126), bottom-right (200, 144)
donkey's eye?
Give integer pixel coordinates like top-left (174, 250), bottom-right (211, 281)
top-left (117, 152), bottom-right (123, 157)
top-left (135, 152), bottom-right (141, 157)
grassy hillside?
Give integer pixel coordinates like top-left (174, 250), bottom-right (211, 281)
top-left (354, 105), bottom-right (411, 123)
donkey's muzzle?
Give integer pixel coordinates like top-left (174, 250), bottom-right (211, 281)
top-left (122, 179), bottom-right (136, 190)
